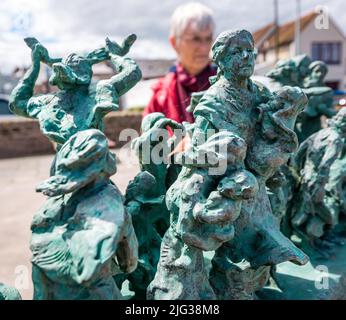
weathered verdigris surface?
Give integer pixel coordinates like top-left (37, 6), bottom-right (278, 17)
top-left (298, 60), bottom-right (335, 142)
top-left (287, 108), bottom-right (346, 256)
top-left (254, 55), bottom-right (337, 252)
top-left (31, 130), bottom-right (138, 299)
top-left (9, 36), bottom-right (141, 299)
top-left (9, 35), bottom-right (141, 149)
top-left (0, 283), bottom-right (22, 300)
top-left (115, 112), bottom-right (183, 299)
top-left (265, 54), bottom-right (312, 88)
top-left (254, 56), bottom-right (346, 296)
top-left (255, 54), bottom-right (335, 143)
top-left (148, 29), bottom-right (309, 300)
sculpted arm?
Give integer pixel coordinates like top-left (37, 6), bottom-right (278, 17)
top-left (107, 55), bottom-right (142, 96)
top-left (318, 137), bottom-right (342, 178)
top-left (9, 38), bottom-right (59, 118)
top-left (92, 36), bottom-right (142, 119)
top-left (99, 35), bottom-right (142, 98)
top-left (191, 115), bottom-right (215, 147)
top-left (9, 45), bottom-right (42, 117)
top-left (292, 136), bottom-right (312, 171)
top-left (115, 211), bottom-right (138, 274)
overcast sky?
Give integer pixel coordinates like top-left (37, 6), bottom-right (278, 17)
top-left (0, 0), bottom-right (345, 73)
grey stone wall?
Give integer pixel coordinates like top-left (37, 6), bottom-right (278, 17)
top-left (0, 111), bottom-right (142, 159)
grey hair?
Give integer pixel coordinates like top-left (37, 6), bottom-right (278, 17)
top-left (170, 2), bottom-right (215, 39)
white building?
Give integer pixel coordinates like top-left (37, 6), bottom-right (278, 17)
top-left (253, 11), bottom-right (346, 90)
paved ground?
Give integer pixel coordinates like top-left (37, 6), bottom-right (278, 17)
top-left (0, 149), bottom-right (139, 300)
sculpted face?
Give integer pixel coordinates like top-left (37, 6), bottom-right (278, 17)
top-left (334, 108), bottom-right (346, 134)
top-left (227, 35), bottom-right (255, 79)
top-left (305, 62), bottom-right (327, 86)
top-left (310, 66), bottom-right (325, 81)
top-left (49, 54), bottom-right (92, 89)
top-left (268, 60), bottom-right (299, 84)
top-left (213, 31), bottom-right (255, 80)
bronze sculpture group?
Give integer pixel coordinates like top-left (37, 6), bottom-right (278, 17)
top-left (3, 27), bottom-right (346, 300)
top-left (8, 35), bottom-right (141, 299)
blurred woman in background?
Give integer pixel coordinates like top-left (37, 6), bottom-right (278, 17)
top-left (143, 2), bottom-right (216, 123)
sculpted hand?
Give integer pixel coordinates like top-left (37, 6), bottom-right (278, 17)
top-left (105, 34), bottom-right (137, 56)
top-left (87, 47), bottom-right (109, 63)
top-left (154, 118), bottom-right (184, 131)
top-left (25, 37), bottom-right (61, 64)
top-left (25, 38), bottom-right (50, 62)
top-left (150, 118), bottom-right (185, 142)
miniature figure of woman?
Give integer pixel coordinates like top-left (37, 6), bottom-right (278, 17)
top-left (9, 36), bottom-right (141, 148)
top-left (31, 130), bottom-right (138, 299)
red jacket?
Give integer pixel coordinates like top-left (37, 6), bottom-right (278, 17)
top-left (143, 63), bottom-right (216, 123)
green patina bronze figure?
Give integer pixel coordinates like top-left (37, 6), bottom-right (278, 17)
top-left (259, 54), bottom-right (335, 143)
top-left (303, 60), bottom-right (328, 88)
top-left (9, 35), bottom-right (141, 148)
top-left (8, 28), bottom-right (345, 301)
top-left (297, 86), bottom-right (334, 143)
top-left (148, 130), bottom-right (259, 300)
top-left (0, 283), bottom-right (22, 300)
top-left (31, 129), bottom-right (138, 299)
top-left (323, 148), bottom-right (346, 236)
top-left (115, 112), bottom-right (184, 299)
top-left (148, 29), bottom-right (309, 300)
top-left (265, 54), bottom-right (312, 88)
top-left (298, 59), bottom-right (335, 142)
top-left (9, 36), bottom-right (141, 299)
top-left (254, 55), bottom-right (336, 249)
top-left (287, 108), bottom-right (346, 256)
